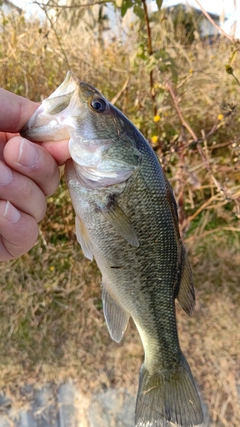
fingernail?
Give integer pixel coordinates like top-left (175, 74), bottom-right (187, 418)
top-left (0, 161), bottom-right (13, 185)
top-left (2, 201), bottom-right (21, 223)
top-left (17, 138), bottom-right (39, 167)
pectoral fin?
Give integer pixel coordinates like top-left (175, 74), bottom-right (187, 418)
top-left (102, 285), bottom-right (130, 343)
top-left (101, 204), bottom-right (139, 247)
top-left (177, 249), bottom-right (195, 315)
top-left (75, 216), bottom-right (93, 261)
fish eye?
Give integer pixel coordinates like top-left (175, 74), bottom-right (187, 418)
top-left (90, 97), bottom-right (107, 113)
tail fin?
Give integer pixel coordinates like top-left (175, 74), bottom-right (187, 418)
top-left (135, 354), bottom-right (203, 427)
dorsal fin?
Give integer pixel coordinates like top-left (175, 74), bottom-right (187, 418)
top-left (177, 249), bottom-right (195, 315)
top-left (164, 175), bottom-right (195, 315)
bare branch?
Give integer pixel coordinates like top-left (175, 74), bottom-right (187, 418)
top-left (164, 77), bottom-right (238, 226)
top-left (185, 226), bottom-right (240, 243)
top-left (164, 78), bottom-right (198, 141)
top-left (195, 0), bottom-right (234, 42)
top-left (32, 0), bottom-right (108, 8)
top-left (142, 0), bottom-right (157, 116)
top-left (37, 2), bottom-right (71, 69)
top-left (111, 77), bottom-right (129, 105)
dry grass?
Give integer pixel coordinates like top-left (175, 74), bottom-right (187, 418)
top-left (1, 11), bottom-right (239, 232)
top-left (179, 235), bottom-right (240, 426)
top-left (0, 8), bottom-right (239, 427)
top-left (0, 187), bottom-right (239, 425)
top-left (0, 234), bottom-right (239, 426)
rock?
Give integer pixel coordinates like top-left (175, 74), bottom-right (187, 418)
top-left (88, 388), bottom-right (135, 427)
top-left (56, 383), bottom-right (76, 427)
top-left (0, 383), bottom-right (209, 426)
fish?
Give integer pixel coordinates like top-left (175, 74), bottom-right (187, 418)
top-left (21, 71), bottom-right (204, 427)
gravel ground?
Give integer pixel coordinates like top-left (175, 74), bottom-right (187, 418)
top-left (0, 382), bottom-right (210, 427)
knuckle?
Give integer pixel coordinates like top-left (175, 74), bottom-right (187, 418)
top-left (0, 215), bottom-right (39, 260)
top-left (24, 221), bottom-right (39, 248)
top-left (41, 160), bottom-right (60, 197)
top-left (37, 200), bottom-right (47, 223)
top-left (30, 148), bottom-right (60, 197)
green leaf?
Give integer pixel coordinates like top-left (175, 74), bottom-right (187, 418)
top-left (136, 44), bottom-right (147, 60)
top-left (120, 0), bottom-right (133, 17)
top-left (116, 0), bottom-right (123, 7)
top-left (171, 67), bottom-right (178, 84)
top-left (229, 49), bottom-right (238, 66)
top-left (156, 90), bottom-right (167, 104)
top-left (145, 55), bottom-right (157, 73)
top-left (225, 64), bottom-right (233, 75)
top-left (156, 0), bottom-right (163, 10)
top-left (133, 4), bottom-right (144, 20)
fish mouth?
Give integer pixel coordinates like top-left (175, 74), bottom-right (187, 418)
top-left (20, 72), bottom-right (81, 142)
top-left (21, 106), bottom-right (71, 142)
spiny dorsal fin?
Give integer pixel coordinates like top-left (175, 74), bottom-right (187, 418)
top-left (177, 248), bottom-right (195, 315)
top-left (75, 216), bottom-right (93, 261)
top-left (101, 203), bottom-right (139, 247)
top-left (102, 284), bottom-right (130, 343)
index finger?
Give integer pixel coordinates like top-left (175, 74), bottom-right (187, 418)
top-left (0, 89), bottom-right (38, 133)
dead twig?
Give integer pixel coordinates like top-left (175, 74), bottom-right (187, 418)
top-left (186, 195), bottom-right (219, 223)
top-left (185, 226), bottom-right (240, 243)
top-left (37, 2), bottom-right (71, 69)
top-left (33, 0), bottom-right (108, 9)
top-left (142, 0), bottom-right (157, 116)
top-left (165, 80), bottom-right (239, 232)
top-left (164, 78), bottom-right (198, 142)
top-left (111, 77), bottom-right (129, 105)
top-left (195, 0), bottom-right (234, 42)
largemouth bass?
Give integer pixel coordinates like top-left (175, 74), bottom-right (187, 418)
top-left (21, 72), bottom-right (203, 427)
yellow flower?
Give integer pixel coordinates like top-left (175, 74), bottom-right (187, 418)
top-left (49, 266), bottom-right (55, 271)
top-left (189, 69), bottom-right (193, 74)
top-left (151, 135), bottom-right (158, 144)
top-left (218, 113), bottom-right (224, 121)
top-left (153, 115), bottom-right (161, 122)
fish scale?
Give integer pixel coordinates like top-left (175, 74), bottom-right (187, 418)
top-left (21, 71), bottom-right (204, 427)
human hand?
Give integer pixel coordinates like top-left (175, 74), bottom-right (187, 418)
top-left (0, 89), bottom-right (70, 261)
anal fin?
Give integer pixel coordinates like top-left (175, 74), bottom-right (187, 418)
top-left (75, 216), bottom-right (93, 261)
top-left (177, 249), bottom-right (195, 315)
top-left (102, 285), bottom-right (129, 343)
